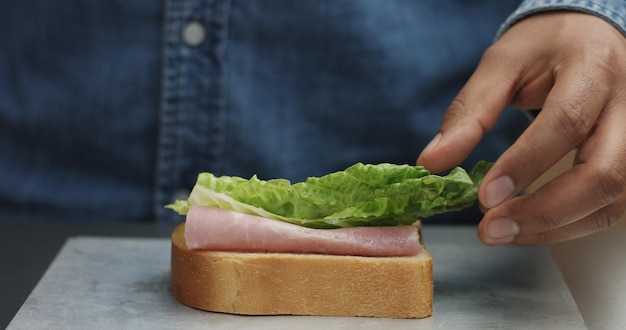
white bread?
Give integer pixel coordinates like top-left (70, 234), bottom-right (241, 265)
top-left (171, 223), bottom-right (433, 318)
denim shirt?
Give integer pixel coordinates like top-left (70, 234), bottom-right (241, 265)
top-left (1, 0), bottom-right (625, 223)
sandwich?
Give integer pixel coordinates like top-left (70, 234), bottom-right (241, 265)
top-left (167, 161), bottom-right (491, 318)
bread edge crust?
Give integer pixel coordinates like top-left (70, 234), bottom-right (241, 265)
top-left (171, 223), bottom-right (433, 318)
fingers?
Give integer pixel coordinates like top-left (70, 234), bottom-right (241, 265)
top-left (510, 197), bottom-right (626, 244)
top-left (478, 162), bottom-right (626, 245)
top-left (478, 66), bottom-right (610, 209)
top-left (478, 98), bottom-right (626, 245)
top-left (416, 47), bottom-right (519, 173)
top-left (479, 185), bottom-right (626, 245)
top-left (416, 12), bottom-right (561, 173)
top-left (424, 12), bottom-right (626, 245)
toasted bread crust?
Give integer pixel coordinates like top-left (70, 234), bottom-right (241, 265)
top-left (171, 223), bottom-right (433, 318)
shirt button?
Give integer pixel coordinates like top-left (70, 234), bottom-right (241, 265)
top-left (182, 21), bottom-right (206, 46)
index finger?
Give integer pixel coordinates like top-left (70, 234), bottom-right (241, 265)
top-left (416, 47), bottom-right (518, 173)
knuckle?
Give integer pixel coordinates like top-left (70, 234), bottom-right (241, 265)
top-left (597, 203), bottom-right (625, 230)
top-left (444, 98), bottom-right (490, 136)
top-left (593, 164), bottom-right (626, 206)
top-left (552, 98), bottom-right (591, 143)
top-left (535, 209), bottom-right (561, 231)
top-left (525, 231), bottom-right (552, 245)
top-left (445, 98), bottom-right (469, 120)
top-left (481, 43), bottom-right (513, 63)
top-left (583, 39), bottom-right (622, 71)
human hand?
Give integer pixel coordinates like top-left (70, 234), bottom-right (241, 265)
top-left (416, 12), bottom-right (626, 245)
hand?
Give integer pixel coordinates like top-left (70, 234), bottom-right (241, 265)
top-left (417, 12), bottom-right (626, 245)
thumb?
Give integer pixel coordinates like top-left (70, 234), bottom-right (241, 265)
top-left (416, 49), bottom-right (519, 173)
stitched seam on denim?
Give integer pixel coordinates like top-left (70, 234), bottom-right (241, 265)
top-left (192, 0), bottom-right (230, 177)
top-left (207, 0), bottom-right (231, 170)
top-left (153, 0), bottom-right (231, 222)
top-left (154, 0), bottom-right (185, 222)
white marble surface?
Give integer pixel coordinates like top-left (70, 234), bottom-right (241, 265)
top-left (8, 227), bottom-right (585, 329)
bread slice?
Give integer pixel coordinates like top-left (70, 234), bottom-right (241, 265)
top-left (171, 223), bottom-right (433, 318)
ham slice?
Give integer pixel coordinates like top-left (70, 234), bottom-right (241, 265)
top-left (184, 205), bottom-right (421, 257)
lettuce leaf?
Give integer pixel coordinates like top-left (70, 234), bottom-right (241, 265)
top-left (167, 161), bottom-right (492, 229)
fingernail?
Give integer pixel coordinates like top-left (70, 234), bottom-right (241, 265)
top-left (484, 176), bottom-right (515, 208)
top-left (486, 217), bottom-right (519, 243)
top-left (423, 133), bottom-right (441, 153)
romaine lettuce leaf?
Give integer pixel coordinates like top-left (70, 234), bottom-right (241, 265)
top-left (167, 161), bottom-right (492, 228)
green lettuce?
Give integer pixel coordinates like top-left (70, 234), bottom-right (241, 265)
top-left (167, 161), bottom-right (492, 229)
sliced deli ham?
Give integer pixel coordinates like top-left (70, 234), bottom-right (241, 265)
top-left (185, 205), bottom-right (422, 257)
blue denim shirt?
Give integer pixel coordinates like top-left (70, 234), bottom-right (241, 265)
top-left (1, 0), bottom-right (625, 223)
